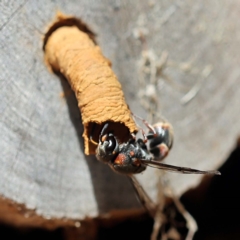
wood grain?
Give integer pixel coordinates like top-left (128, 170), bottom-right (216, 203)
top-left (0, 0), bottom-right (239, 227)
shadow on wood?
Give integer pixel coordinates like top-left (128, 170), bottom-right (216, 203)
top-left (57, 73), bottom-right (140, 214)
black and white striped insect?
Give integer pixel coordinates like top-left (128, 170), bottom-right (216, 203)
top-left (90, 115), bottom-right (220, 224)
top-left (91, 116), bottom-right (220, 176)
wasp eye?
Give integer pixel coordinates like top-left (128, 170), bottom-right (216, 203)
top-left (105, 135), bottom-right (116, 153)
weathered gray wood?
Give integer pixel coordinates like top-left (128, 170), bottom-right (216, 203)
top-left (0, 0), bottom-right (240, 224)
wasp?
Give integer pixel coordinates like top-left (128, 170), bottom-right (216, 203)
top-left (91, 116), bottom-right (220, 176)
top-left (90, 116), bottom-right (220, 224)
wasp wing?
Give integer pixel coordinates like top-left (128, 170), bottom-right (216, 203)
top-left (128, 175), bottom-right (156, 218)
top-left (142, 160), bottom-right (220, 175)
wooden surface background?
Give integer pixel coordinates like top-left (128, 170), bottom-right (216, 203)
top-left (0, 0), bottom-right (240, 227)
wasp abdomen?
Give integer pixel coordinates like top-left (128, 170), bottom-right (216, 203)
top-left (147, 122), bottom-right (174, 160)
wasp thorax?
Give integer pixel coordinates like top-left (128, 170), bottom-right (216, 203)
top-left (109, 141), bottom-right (147, 175)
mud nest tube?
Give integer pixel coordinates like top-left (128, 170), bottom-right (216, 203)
top-left (43, 13), bottom-right (138, 155)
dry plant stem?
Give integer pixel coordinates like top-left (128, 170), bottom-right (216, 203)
top-left (138, 50), bottom-right (171, 123)
top-left (165, 188), bottom-right (198, 240)
top-left (139, 48), bottom-right (206, 108)
top-left (44, 23), bottom-right (137, 154)
top-left (151, 209), bottom-right (166, 240)
top-left (151, 180), bottom-right (166, 240)
top-left (138, 50), bottom-right (160, 122)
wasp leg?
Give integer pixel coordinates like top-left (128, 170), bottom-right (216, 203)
top-left (89, 123), bottom-right (98, 146)
top-left (132, 113), bottom-right (157, 136)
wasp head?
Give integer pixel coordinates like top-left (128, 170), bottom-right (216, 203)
top-left (95, 130), bottom-right (148, 174)
top-left (96, 132), bottom-right (119, 163)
